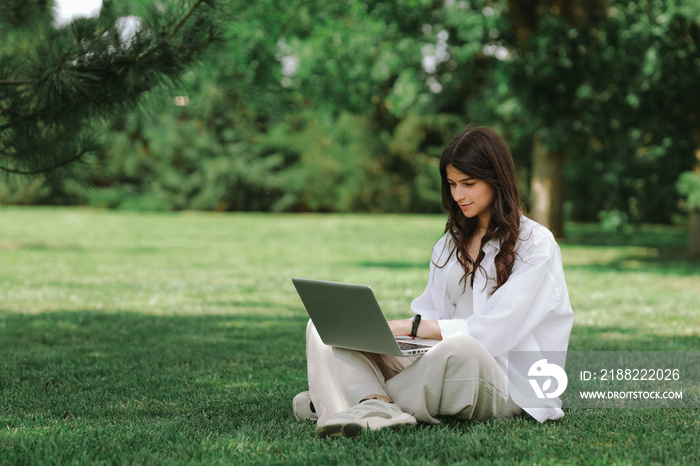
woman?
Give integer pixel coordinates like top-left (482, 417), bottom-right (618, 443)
top-left (293, 126), bottom-right (574, 438)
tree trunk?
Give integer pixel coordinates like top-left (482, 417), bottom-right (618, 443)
top-left (691, 209), bottom-right (700, 255)
top-left (530, 134), bottom-right (565, 238)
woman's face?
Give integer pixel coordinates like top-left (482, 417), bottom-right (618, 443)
top-left (446, 164), bottom-right (495, 227)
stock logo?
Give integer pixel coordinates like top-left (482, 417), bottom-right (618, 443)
top-left (528, 359), bottom-right (568, 399)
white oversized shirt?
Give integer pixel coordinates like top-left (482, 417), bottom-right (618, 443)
top-left (411, 216), bottom-right (574, 422)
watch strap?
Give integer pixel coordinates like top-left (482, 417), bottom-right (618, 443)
top-left (410, 314), bottom-right (422, 338)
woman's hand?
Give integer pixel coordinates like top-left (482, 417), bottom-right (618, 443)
top-left (388, 318), bottom-right (413, 337)
top-left (388, 318), bottom-right (443, 341)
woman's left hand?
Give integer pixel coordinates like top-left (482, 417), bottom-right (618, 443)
top-left (388, 318), bottom-right (413, 337)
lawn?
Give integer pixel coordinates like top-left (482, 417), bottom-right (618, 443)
top-left (0, 207), bottom-right (698, 464)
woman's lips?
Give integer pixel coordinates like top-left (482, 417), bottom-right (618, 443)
top-left (460, 203), bottom-right (473, 210)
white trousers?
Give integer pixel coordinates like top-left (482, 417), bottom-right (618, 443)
top-left (306, 321), bottom-right (521, 425)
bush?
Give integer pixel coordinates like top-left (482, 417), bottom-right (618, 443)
top-left (676, 170), bottom-right (700, 212)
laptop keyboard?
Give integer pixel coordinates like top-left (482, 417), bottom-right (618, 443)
top-left (397, 341), bottom-right (431, 351)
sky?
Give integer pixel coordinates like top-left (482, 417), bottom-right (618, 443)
top-left (53, 0), bottom-right (103, 26)
top-left (53, 0), bottom-right (138, 41)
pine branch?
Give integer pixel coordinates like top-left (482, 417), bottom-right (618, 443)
top-left (2, 53), bottom-right (70, 87)
top-left (170, 0), bottom-right (208, 38)
top-left (1, 0), bottom-right (220, 177)
top-left (2, 2), bottom-right (214, 90)
top-left (0, 148), bottom-right (89, 175)
top-left (57, 53), bottom-right (68, 72)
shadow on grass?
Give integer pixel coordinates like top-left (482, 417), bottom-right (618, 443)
top-left (569, 324), bottom-right (700, 351)
top-left (1, 309), bottom-right (698, 463)
top-left (0, 310), bottom-right (311, 428)
top-left (563, 223), bottom-right (691, 249)
top-left (560, 224), bottom-right (700, 276)
top-left (565, 248), bottom-right (700, 276)
top-left (2, 310), bottom-right (694, 424)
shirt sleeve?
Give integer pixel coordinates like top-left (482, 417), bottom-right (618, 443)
top-left (437, 316), bottom-right (471, 337)
top-left (409, 237), bottom-right (446, 321)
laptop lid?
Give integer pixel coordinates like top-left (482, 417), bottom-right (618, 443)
top-left (292, 277), bottom-right (407, 356)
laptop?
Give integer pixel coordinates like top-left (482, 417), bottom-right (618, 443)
top-left (292, 278), bottom-right (440, 356)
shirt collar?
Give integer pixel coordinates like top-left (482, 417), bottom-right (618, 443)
top-left (483, 238), bottom-right (501, 254)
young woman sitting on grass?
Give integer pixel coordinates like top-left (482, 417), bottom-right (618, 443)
top-left (293, 126), bottom-right (574, 438)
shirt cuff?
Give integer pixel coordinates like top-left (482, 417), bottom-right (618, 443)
top-left (437, 318), bottom-right (471, 339)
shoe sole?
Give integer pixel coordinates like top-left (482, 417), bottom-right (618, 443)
top-left (316, 420), bottom-right (416, 439)
top-left (316, 422), bottom-right (364, 439)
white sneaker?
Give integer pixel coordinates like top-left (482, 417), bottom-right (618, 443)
top-left (315, 399), bottom-right (417, 438)
top-left (293, 391), bottom-right (318, 422)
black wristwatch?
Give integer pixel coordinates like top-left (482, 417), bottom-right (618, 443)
top-left (410, 314), bottom-right (422, 339)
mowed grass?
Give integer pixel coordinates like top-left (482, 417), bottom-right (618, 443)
top-left (0, 207), bottom-right (698, 465)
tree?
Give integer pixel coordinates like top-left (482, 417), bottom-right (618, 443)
top-left (72, 0), bottom-right (305, 211)
top-left (0, 0), bottom-right (221, 183)
top-left (501, 0), bottom-right (700, 236)
top-left (78, 0), bottom-right (470, 213)
top-left (677, 168), bottom-right (700, 254)
top-left (5, 0), bottom-right (697, 227)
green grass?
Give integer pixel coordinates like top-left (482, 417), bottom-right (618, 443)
top-left (0, 207), bottom-right (698, 465)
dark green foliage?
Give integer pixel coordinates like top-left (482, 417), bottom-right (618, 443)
top-left (78, 103), bottom-right (457, 213)
top-left (677, 171), bottom-right (700, 211)
top-left (91, 0), bottom-right (700, 221)
top-left (2, 0), bottom-right (699, 224)
top-left (0, 0), bottom-right (221, 182)
top-left (85, 85), bottom-right (282, 211)
top-left (508, 0), bottom-right (700, 223)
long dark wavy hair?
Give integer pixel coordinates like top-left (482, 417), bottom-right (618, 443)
top-left (438, 126), bottom-right (523, 292)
